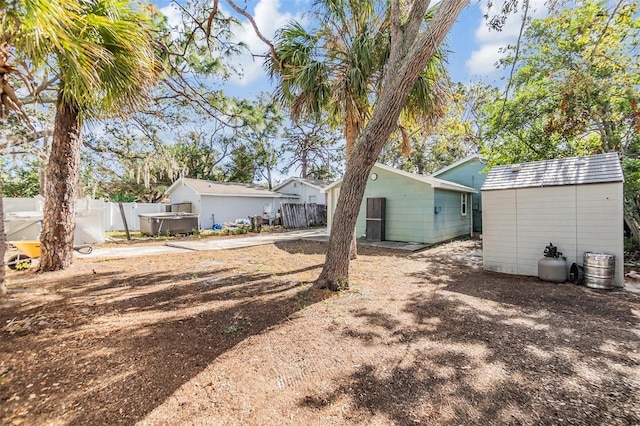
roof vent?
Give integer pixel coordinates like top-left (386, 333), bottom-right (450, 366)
top-left (511, 164), bottom-right (521, 172)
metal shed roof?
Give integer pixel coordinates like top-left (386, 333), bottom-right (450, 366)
top-left (481, 153), bottom-right (623, 191)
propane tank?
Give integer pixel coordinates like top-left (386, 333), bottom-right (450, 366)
top-left (538, 243), bottom-right (567, 283)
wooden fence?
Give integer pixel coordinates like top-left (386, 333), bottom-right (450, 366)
top-left (280, 203), bottom-right (327, 229)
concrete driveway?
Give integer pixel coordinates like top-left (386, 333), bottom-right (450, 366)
top-left (166, 228), bottom-right (328, 251)
top-left (80, 228), bottom-right (328, 259)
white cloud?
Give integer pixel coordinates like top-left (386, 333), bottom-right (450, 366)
top-left (159, 3), bottom-right (181, 30)
top-left (466, 0), bottom-right (548, 77)
top-left (157, 1), bottom-right (306, 89)
top-left (465, 44), bottom-right (506, 76)
top-left (229, 0), bottom-right (307, 87)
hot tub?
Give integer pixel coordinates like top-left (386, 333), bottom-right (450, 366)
top-left (138, 212), bottom-right (199, 236)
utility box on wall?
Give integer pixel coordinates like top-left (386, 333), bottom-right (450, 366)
top-left (365, 197), bottom-right (386, 241)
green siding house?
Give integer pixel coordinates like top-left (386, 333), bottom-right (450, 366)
top-left (430, 154), bottom-right (487, 232)
top-left (324, 163), bottom-right (477, 245)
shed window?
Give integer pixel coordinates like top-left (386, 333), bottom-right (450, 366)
top-left (461, 194), bottom-right (467, 216)
top-left (309, 195), bottom-right (317, 204)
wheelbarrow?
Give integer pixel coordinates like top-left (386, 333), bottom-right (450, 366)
top-left (6, 240), bottom-right (93, 270)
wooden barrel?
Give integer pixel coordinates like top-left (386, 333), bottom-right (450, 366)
top-left (583, 252), bottom-right (615, 290)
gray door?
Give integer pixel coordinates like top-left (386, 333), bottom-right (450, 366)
top-left (365, 198), bottom-right (386, 241)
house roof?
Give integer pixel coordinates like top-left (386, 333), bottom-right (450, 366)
top-left (165, 177), bottom-right (293, 198)
top-left (430, 154), bottom-right (484, 177)
top-left (481, 152), bottom-right (624, 191)
top-left (323, 163), bottom-right (477, 193)
top-left (273, 177), bottom-right (333, 192)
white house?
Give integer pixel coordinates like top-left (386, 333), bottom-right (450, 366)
top-left (273, 178), bottom-right (332, 205)
top-left (165, 178), bottom-right (299, 229)
top-left (481, 153), bottom-right (624, 286)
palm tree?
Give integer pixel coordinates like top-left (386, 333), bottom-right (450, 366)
top-left (269, 0), bottom-right (449, 155)
top-left (267, 0), bottom-right (449, 264)
top-left (269, 0), bottom-right (380, 159)
top-left (1, 1), bottom-right (80, 287)
top-left (1, 0), bottom-right (157, 271)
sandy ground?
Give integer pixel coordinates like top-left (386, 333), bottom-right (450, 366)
top-left (1, 238), bottom-right (639, 425)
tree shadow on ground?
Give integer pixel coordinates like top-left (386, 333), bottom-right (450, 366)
top-left (0, 256), bottom-right (333, 425)
top-left (300, 267), bottom-right (640, 424)
top-left (274, 239), bottom-right (420, 258)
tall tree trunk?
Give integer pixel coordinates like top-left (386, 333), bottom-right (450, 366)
top-left (39, 94), bottom-right (82, 272)
top-left (345, 108), bottom-right (359, 260)
top-left (317, 0), bottom-right (469, 291)
top-left (265, 166), bottom-right (273, 190)
top-left (38, 136), bottom-right (52, 195)
top-left (301, 149), bottom-right (308, 178)
top-left (0, 179), bottom-right (6, 296)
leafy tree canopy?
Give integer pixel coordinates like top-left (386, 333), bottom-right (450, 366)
top-left (381, 82), bottom-right (497, 173)
top-left (483, 0), bottom-right (639, 165)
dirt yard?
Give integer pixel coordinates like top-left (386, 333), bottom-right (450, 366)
top-left (1, 238), bottom-right (639, 425)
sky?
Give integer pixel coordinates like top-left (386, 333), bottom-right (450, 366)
top-left (156, 0), bottom-right (549, 100)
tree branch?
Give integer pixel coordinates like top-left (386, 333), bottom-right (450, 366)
top-left (222, 0), bottom-right (282, 69)
top-left (0, 129), bottom-right (52, 152)
top-left (497, 0), bottom-right (530, 130)
top-left (405, 0), bottom-right (432, 47)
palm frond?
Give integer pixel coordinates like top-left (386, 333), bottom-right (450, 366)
top-left (268, 0), bottom-right (450, 150)
top-left (3, 0), bottom-right (158, 119)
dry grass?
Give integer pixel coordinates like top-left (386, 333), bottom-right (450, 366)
top-left (1, 239), bottom-right (639, 425)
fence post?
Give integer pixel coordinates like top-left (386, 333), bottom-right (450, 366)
top-left (118, 202), bottom-right (131, 240)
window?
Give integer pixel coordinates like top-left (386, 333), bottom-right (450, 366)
top-left (309, 195), bottom-right (317, 204)
top-left (461, 193), bottom-right (467, 216)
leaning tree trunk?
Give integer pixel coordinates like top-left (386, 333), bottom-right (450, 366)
top-left (316, 0), bottom-right (469, 291)
top-left (0, 179), bottom-right (6, 296)
top-left (345, 109), bottom-right (359, 260)
top-left (39, 94), bottom-right (82, 272)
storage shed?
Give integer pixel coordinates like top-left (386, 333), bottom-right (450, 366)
top-left (165, 178), bottom-right (298, 229)
top-left (481, 153), bottom-right (624, 286)
top-left (324, 163), bottom-right (477, 244)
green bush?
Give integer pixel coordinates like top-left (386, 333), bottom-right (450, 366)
top-left (624, 237), bottom-right (640, 262)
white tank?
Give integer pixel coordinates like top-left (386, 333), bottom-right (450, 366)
top-left (538, 257), bottom-right (567, 282)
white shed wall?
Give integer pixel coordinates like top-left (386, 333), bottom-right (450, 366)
top-left (482, 183), bottom-right (624, 286)
top-left (482, 190), bottom-right (518, 274)
top-left (167, 184), bottom-right (202, 220)
top-left (514, 186), bottom-right (578, 276)
top-left (200, 196), bottom-right (279, 229)
top-left (576, 183), bottom-right (624, 285)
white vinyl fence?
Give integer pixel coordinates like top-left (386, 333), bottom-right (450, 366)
top-left (105, 202), bottom-right (167, 232)
top-left (3, 196), bottom-right (169, 244)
